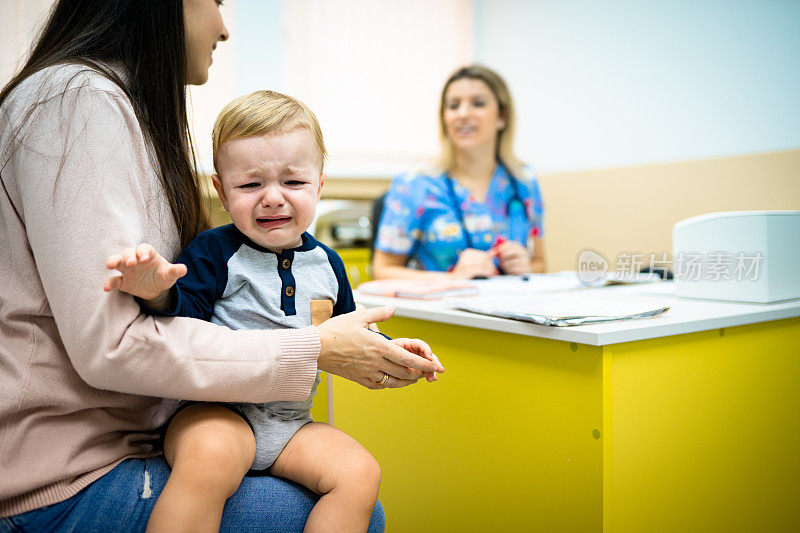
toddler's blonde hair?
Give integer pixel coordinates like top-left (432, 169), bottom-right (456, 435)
top-left (212, 90), bottom-right (327, 174)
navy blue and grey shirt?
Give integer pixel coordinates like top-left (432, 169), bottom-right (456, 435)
top-left (149, 223), bottom-right (355, 470)
top-left (154, 223), bottom-right (355, 329)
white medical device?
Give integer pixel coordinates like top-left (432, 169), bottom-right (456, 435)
top-left (673, 211), bottom-right (800, 303)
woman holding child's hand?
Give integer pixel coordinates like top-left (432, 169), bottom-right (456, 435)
top-left (104, 245), bottom-right (442, 391)
top-left (318, 308), bottom-right (441, 388)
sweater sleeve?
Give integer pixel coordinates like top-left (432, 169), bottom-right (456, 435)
top-left (12, 79), bottom-right (318, 402)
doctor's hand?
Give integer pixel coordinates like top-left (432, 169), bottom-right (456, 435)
top-left (317, 306), bottom-right (444, 390)
top-left (450, 248), bottom-right (498, 279)
top-left (494, 240), bottom-right (530, 275)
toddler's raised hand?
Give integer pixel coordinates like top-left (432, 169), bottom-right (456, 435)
top-left (390, 338), bottom-right (443, 382)
top-left (103, 243), bottom-right (187, 302)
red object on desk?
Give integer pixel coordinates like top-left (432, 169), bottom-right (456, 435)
top-left (491, 236), bottom-right (507, 254)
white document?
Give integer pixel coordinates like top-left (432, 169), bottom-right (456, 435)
top-left (470, 272), bottom-right (586, 293)
top-left (447, 292), bottom-right (670, 327)
top-left (470, 272), bottom-right (662, 297)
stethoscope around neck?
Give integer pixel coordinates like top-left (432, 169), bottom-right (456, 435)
top-left (444, 167), bottom-right (528, 249)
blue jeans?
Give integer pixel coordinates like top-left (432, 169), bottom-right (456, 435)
top-left (0, 458), bottom-right (385, 532)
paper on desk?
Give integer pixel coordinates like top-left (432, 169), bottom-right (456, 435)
top-left (470, 272), bottom-right (662, 297)
top-left (447, 293), bottom-right (670, 327)
top-left (356, 279), bottom-right (479, 299)
top-left (590, 271), bottom-right (663, 286)
top-left (471, 272), bottom-right (586, 293)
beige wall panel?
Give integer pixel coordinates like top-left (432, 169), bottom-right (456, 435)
top-left (538, 149), bottom-right (800, 272)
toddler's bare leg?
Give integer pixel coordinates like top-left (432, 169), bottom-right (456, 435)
top-left (146, 404), bottom-right (256, 533)
top-left (270, 422), bottom-right (381, 533)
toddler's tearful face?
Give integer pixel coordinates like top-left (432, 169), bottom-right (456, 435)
top-left (212, 129), bottom-right (323, 252)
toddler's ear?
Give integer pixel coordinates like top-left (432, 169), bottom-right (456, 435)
top-left (211, 174), bottom-right (230, 211)
top-left (318, 172), bottom-right (326, 199)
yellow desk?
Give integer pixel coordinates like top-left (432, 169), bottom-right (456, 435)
top-left (334, 282), bottom-right (800, 532)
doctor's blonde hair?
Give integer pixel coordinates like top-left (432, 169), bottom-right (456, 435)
top-left (437, 65), bottom-right (524, 178)
top-left (212, 90), bottom-right (327, 174)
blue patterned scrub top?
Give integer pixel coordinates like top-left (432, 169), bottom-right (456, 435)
top-left (375, 163), bottom-right (545, 271)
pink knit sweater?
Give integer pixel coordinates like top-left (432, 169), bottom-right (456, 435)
top-left (0, 64), bottom-right (320, 517)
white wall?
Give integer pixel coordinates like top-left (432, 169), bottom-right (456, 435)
top-left (0, 0), bottom-right (55, 85)
top-left (7, 1), bottom-right (796, 178)
top-left (273, 0), bottom-right (474, 177)
top-left (475, 0), bottom-right (800, 173)
top-left (187, 1), bottom-right (239, 174)
top-left (195, 0), bottom-right (474, 176)
top-left (234, 0), bottom-right (283, 96)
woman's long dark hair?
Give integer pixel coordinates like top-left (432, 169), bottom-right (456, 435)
top-left (0, 0), bottom-right (208, 248)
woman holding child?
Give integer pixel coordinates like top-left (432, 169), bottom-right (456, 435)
top-left (372, 65), bottom-right (547, 280)
top-left (0, 0), bottom-right (441, 530)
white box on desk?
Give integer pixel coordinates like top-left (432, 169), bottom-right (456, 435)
top-left (673, 211), bottom-right (800, 303)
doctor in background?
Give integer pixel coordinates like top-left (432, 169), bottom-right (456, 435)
top-left (372, 64), bottom-right (546, 280)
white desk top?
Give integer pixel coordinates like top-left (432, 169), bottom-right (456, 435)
top-left (355, 279), bottom-right (800, 346)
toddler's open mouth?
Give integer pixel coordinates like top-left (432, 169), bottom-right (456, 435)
top-left (256, 216), bottom-right (291, 229)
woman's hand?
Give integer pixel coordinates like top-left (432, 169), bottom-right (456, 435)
top-left (494, 240), bottom-right (530, 275)
top-left (450, 248), bottom-right (498, 279)
top-left (317, 306), bottom-right (445, 389)
top-left (355, 302), bottom-right (381, 332)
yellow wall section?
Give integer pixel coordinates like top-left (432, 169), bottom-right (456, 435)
top-left (333, 317), bottom-right (604, 532)
top-left (604, 318), bottom-right (800, 533)
top-left (331, 315), bottom-right (800, 532)
top-left (336, 248), bottom-right (372, 287)
top-left (309, 372), bottom-right (328, 424)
